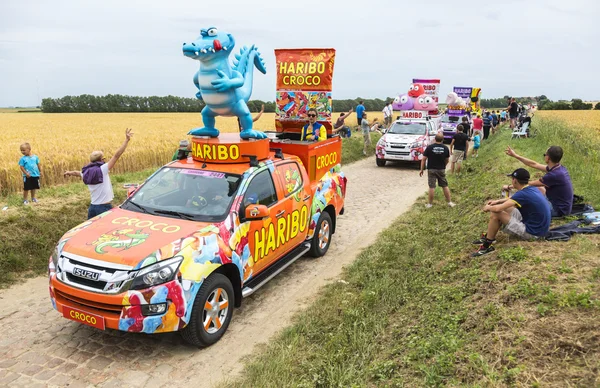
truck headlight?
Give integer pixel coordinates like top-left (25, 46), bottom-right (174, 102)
top-left (130, 256), bottom-right (183, 290)
top-left (411, 141), bottom-right (423, 148)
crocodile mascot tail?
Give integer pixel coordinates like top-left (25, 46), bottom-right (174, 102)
top-left (182, 27), bottom-right (268, 140)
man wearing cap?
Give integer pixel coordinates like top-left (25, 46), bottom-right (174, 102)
top-left (505, 145), bottom-right (573, 217)
top-left (172, 139), bottom-right (191, 161)
top-left (64, 128), bottom-right (134, 219)
top-left (472, 168), bottom-right (551, 257)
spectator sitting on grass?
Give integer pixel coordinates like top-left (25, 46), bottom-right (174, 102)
top-left (505, 145), bottom-right (573, 217)
top-left (334, 109), bottom-right (353, 138)
top-left (370, 118), bottom-right (384, 134)
top-left (472, 168), bottom-right (551, 257)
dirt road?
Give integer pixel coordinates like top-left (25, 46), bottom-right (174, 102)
top-left (0, 158), bottom-right (427, 388)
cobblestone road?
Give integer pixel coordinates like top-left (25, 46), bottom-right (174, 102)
top-left (0, 157), bottom-right (427, 387)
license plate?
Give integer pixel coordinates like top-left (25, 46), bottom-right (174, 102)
top-left (62, 306), bottom-right (105, 330)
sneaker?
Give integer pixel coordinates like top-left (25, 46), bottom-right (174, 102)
top-left (447, 202), bottom-right (456, 207)
top-left (471, 244), bottom-right (495, 257)
top-left (32, 198), bottom-right (38, 203)
top-left (425, 203), bottom-right (433, 208)
top-left (472, 233), bottom-right (488, 244)
top-left (23, 200), bottom-right (29, 205)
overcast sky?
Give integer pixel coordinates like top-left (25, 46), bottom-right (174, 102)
top-left (1, 0), bottom-right (598, 107)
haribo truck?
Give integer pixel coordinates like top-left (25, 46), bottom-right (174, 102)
top-left (48, 132), bottom-right (346, 347)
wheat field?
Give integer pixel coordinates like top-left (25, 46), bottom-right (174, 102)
top-left (535, 110), bottom-right (600, 135)
top-left (0, 111), bottom-right (387, 194)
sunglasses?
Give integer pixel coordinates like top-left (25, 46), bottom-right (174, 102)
top-left (307, 114), bottom-right (316, 118)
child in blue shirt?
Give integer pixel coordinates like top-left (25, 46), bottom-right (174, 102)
top-left (18, 142), bottom-right (42, 205)
top-left (472, 133), bottom-right (481, 157)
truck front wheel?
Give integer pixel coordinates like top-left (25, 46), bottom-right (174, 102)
top-left (308, 212), bottom-right (332, 257)
top-left (376, 158), bottom-right (386, 167)
top-left (181, 273), bottom-right (234, 347)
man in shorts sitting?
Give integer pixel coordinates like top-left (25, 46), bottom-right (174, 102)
top-left (471, 168), bottom-right (551, 257)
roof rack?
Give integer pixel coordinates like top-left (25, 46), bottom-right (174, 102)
top-left (270, 148), bottom-right (284, 160)
top-left (241, 154), bottom-right (259, 167)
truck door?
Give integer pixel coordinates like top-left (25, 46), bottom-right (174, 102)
top-left (272, 161), bottom-right (311, 248)
top-left (240, 167), bottom-right (308, 277)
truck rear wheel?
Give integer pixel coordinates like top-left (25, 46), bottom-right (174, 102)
top-left (376, 158), bottom-right (386, 167)
top-left (181, 273), bottom-right (234, 348)
top-left (308, 212), bottom-right (332, 257)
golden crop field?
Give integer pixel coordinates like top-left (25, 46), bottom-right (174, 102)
top-left (535, 110), bottom-right (600, 134)
top-left (0, 111), bottom-right (387, 194)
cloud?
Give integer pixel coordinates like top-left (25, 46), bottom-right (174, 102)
top-left (0, 0), bottom-right (599, 106)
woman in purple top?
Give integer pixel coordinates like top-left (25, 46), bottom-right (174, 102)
top-left (504, 145), bottom-right (573, 217)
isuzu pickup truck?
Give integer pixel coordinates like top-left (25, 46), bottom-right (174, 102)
top-left (49, 133), bottom-right (346, 347)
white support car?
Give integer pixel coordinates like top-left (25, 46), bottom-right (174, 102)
top-left (375, 118), bottom-right (440, 167)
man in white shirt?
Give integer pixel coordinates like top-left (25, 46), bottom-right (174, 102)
top-left (382, 102), bottom-right (393, 129)
top-left (65, 128), bottom-right (133, 219)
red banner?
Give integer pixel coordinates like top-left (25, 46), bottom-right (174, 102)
top-left (275, 49), bottom-right (336, 92)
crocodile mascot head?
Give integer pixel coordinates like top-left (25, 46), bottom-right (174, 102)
top-left (183, 27), bottom-right (267, 140)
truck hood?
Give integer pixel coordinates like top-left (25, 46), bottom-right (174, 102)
top-left (58, 208), bottom-right (213, 268)
top-left (383, 133), bottom-right (426, 144)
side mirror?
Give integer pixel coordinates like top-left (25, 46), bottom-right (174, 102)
top-left (244, 204), bottom-right (269, 220)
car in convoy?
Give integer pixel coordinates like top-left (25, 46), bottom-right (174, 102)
top-left (440, 113), bottom-right (470, 143)
top-left (49, 133), bottom-right (346, 347)
top-left (375, 117), bottom-right (438, 166)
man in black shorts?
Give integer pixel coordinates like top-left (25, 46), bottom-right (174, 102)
top-left (420, 133), bottom-right (456, 208)
top-left (508, 97), bottom-right (518, 129)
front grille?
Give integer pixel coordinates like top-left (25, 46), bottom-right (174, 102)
top-left (386, 151), bottom-right (410, 156)
top-left (389, 143), bottom-right (408, 148)
top-left (69, 258), bottom-right (119, 274)
top-left (66, 273), bottom-right (108, 290)
top-left (57, 254), bottom-right (134, 294)
top-left (55, 290), bottom-right (122, 316)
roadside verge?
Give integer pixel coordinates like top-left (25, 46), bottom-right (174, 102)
top-left (225, 117), bottom-right (600, 387)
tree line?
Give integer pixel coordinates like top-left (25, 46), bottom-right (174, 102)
top-left (40, 94), bottom-right (394, 113)
top-left (40, 94), bottom-right (599, 113)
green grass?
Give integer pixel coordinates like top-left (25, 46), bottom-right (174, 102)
top-left (0, 140), bottom-right (377, 287)
top-left (225, 119), bottom-right (600, 387)
top-left (341, 131), bottom-right (381, 164)
top-left (0, 168), bottom-right (157, 285)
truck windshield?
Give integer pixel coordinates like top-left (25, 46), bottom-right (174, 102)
top-left (441, 115), bottom-right (459, 123)
top-left (387, 122), bottom-right (427, 135)
top-left (122, 167), bottom-right (241, 222)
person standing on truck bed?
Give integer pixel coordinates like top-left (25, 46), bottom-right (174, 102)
top-left (301, 108), bottom-right (327, 142)
top-left (64, 128), bottom-right (134, 219)
top-left (355, 101), bottom-right (365, 131)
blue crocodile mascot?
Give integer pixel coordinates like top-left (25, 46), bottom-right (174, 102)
top-left (183, 27), bottom-right (267, 139)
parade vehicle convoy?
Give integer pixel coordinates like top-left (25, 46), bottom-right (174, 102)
top-left (49, 133), bottom-right (346, 347)
top-left (376, 112), bottom-right (439, 166)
